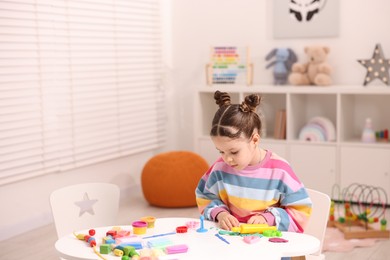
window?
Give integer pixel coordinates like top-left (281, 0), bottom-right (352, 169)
top-left (0, 0), bottom-right (165, 184)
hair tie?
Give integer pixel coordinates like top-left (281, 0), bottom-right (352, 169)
top-left (239, 102), bottom-right (255, 113)
top-left (214, 91), bottom-right (231, 107)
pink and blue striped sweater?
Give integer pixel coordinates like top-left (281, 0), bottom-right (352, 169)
top-left (195, 150), bottom-right (312, 233)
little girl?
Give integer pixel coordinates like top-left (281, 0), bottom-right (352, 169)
top-left (195, 90), bottom-right (312, 232)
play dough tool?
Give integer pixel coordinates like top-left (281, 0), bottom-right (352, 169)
top-left (147, 237), bottom-right (173, 248)
top-left (231, 224), bottom-right (277, 234)
top-left (142, 231), bottom-right (176, 239)
top-left (165, 244), bottom-right (189, 254)
top-left (215, 233), bottom-right (230, 244)
top-left (196, 216), bottom-right (208, 233)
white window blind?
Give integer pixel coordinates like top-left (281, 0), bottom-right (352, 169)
top-left (0, 0), bottom-right (166, 185)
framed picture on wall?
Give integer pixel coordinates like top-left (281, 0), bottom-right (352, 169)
top-left (273, 0), bottom-right (339, 38)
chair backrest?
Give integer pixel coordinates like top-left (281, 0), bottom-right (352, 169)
top-left (304, 188), bottom-right (331, 257)
top-left (50, 182), bottom-right (120, 238)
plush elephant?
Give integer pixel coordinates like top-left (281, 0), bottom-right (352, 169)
top-left (265, 48), bottom-right (298, 85)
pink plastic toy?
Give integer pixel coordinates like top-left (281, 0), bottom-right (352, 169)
top-left (243, 236), bottom-right (261, 244)
top-left (186, 221), bottom-right (200, 229)
top-left (269, 237), bottom-right (288, 243)
top-left (165, 244), bottom-right (189, 254)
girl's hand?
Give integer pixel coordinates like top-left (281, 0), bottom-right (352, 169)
top-left (247, 215), bottom-right (267, 225)
top-left (216, 212), bottom-right (240, 230)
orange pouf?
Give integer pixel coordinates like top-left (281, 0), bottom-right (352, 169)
top-left (141, 151), bottom-right (209, 208)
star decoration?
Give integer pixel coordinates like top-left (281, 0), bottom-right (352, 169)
top-left (74, 192), bottom-right (98, 217)
top-left (358, 43), bottom-right (390, 86)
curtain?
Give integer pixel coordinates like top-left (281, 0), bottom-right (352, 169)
top-left (0, 0), bottom-right (166, 184)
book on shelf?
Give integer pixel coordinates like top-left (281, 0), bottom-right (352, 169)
top-left (273, 109), bottom-right (286, 139)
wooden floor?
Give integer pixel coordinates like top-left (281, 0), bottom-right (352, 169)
top-left (1, 191), bottom-right (389, 260)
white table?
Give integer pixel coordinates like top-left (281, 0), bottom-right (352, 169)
top-left (55, 217), bottom-right (320, 260)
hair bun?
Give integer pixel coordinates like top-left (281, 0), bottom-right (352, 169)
top-left (240, 94), bottom-right (261, 113)
top-left (214, 91), bottom-right (231, 107)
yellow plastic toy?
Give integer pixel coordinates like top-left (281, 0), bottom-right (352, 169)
top-left (231, 224), bottom-right (277, 234)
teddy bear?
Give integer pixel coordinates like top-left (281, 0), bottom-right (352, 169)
top-left (288, 45), bottom-right (332, 86)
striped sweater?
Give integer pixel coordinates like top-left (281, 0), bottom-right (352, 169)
top-left (195, 150), bottom-right (312, 233)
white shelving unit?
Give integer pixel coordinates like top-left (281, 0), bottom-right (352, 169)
top-left (194, 85), bottom-right (390, 197)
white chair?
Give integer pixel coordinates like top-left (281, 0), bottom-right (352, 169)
top-left (304, 188), bottom-right (331, 260)
top-left (50, 182), bottom-right (120, 239)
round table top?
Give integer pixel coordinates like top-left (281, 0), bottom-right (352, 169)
top-left (55, 217), bottom-right (320, 260)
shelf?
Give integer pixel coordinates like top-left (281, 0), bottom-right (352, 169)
top-left (289, 93), bottom-right (337, 141)
top-left (340, 140), bottom-right (390, 148)
top-left (197, 85), bottom-right (390, 98)
top-left (194, 85), bottom-right (390, 196)
top-left (288, 140), bottom-right (337, 146)
top-left (340, 93), bottom-right (390, 142)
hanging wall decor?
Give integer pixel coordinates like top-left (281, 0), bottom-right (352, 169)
top-left (357, 43), bottom-right (390, 86)
top-left (273, 0), bottom-right (339, 38)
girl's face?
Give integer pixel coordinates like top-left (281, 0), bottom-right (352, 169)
top-left (211, 133), bottom-right (260, 170)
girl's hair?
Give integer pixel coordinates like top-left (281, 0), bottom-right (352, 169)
top-left (210, 90), bottom-right (263, 139)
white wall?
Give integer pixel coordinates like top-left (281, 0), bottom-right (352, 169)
top-left (2, 0), bottom-right (390, 241)
top-left (0, 1), bottom-right (177, 241)
top-left (0, 152), bottom-right (157, 241)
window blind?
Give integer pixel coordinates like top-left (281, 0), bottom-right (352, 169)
top-left (0, 0), bottom-right (166, 185)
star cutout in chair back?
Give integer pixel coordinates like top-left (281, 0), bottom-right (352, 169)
top-left (358, 43), bottom-right (390, 86)
top-left (74, 192), bottom-right (98, 217)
